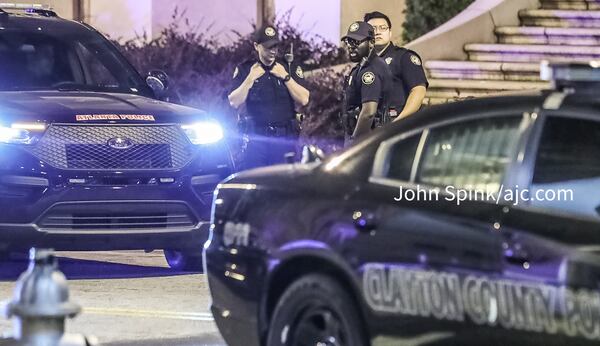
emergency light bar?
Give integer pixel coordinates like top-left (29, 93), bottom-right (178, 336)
top-left (0, 3), bottom-right (50, 10)
top-left (541, 60), bottom-right (600, 85)
top-left (0, 3), bottom-right (56, 16)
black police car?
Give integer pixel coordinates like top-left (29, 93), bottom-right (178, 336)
top-left (0, 5), bottom-right (233, 270)
top-left (205, 62), bottom-right (600, 345)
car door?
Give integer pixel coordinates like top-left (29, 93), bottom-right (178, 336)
top-left (347, 114), bottom-right (531, 343)
top-left (497, 113), bottom-right (600, 343)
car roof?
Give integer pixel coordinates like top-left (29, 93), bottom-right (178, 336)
top-left (378, 88), bottom-right (600, 140)
top-left (0, 11), bottom-right (91, 35)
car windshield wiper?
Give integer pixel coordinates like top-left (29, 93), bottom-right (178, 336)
top-left (52, 82), bottom-right (100, 92)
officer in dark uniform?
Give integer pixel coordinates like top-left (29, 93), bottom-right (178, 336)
top-left (228, 24), bottom-right (310, 169)
top-left (342, 21), bottom-right (392, 144)
top-left (364, 11), bottom-right (428, 121)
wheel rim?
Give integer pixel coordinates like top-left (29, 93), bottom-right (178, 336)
top-left (289, 303), bottom-right (346, 346)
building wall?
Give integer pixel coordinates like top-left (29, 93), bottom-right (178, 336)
top-left (341, 0), bottom-right (407, 44)
top-left (150, 0), bottom-right (257, 45)
top-left (275, 0), bottom-right (341, 44)
top-left (86, 0), bottom-right (153, 41)
top-left (7, 1), bottom-right (405, 45)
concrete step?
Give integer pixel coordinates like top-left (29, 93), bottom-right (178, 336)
top-left (425, 61), bottom-right (541, 81)
top-left (496, 26), bottom-right (600, 45)
top-left (423, 97), bottom-right (457, 106)
top-left (428, 79), bottom-right (549, 93)
top-left (520, 9), bottom-right (600, 28)
top-left (465, 43), bottom-right (600, 62)
top-left (541, 0), bottom-right (600, 10)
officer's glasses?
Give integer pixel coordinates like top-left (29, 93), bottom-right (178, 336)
top-left (373, 25), bottom-right (389, 33)
top-left (343, 38), bottom-right (365, 48)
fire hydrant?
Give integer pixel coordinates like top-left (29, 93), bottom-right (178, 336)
top-left (1, 248), bottom-right (97, 346)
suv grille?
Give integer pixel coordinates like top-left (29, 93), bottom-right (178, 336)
top-left (27, 125), bottom-right (193, 170)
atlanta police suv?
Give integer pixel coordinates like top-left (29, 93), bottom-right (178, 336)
top-left (205, 62), bottom-right (600, 345)
top-left (0, 4), bottom-right (233, 270)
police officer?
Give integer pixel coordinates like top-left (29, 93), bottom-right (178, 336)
top-left (228, 24), bottom-right (310, 169)
top-left (364, 11), bottom-right (428, 121)
top-left (342, 21), bottom-right (392, 143)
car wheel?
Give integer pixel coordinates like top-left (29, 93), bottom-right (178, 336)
top-left (163, 249), bottom-right (203, 272)
top-left (266, 274), bottom-right (368, 346)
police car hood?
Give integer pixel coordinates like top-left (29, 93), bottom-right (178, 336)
top-left (0, 91), bottom-right (206, 124)
top-left (222, 163), bottom-right (329, 191)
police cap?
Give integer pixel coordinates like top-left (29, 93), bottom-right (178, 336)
top-left (254, 24), bottom-right (280, 48)
top-left (342, 21), bottom-right (375, 42)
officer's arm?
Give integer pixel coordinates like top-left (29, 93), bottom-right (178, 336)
top-left (228, 75), bottom-right (256, 109)
top-left (271, 63), bottom-right (310, 106)
top-left (284, 78), bottom-right (310, 106)
top-left (353, 101), bottom-right (378, 138)
top-left (396, 85), bottom-right (427, 120)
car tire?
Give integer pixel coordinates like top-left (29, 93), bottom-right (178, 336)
top-left (163, 249), bottom-right (203, 272)
top-left (266, 273), bottom-right (368, 346)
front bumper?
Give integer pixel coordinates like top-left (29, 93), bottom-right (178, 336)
top-left (0, 141), bottom-right (233, 251)
top-left (204, 240), bottom-right (268, 346)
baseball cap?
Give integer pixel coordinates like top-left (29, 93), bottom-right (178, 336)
top-left (341, 21), bottom-right (375, 42)
top-left (254, 24), bottom-right (280, 48)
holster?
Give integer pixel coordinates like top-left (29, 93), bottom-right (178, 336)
top-left (343, 108), bottom-right (360, 136)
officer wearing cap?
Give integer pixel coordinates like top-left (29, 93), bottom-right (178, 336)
top-left (228, 24), bottom-right (310, 169)
top-left (364, 11), bottom-right (428, 121)
top-left (342, 21), bottom-right (392, 144)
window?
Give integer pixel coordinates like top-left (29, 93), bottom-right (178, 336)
top-left (385, 133), bottom-right (422, 181)
top-left (417, 117), bottom-right (522, 193)
top-left (532, 117), bottom-right (600, 219)
top-left (75, 42), bottom-right (119, 88)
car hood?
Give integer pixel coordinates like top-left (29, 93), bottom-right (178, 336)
top-left (0, 91), bottom-right (206, 124)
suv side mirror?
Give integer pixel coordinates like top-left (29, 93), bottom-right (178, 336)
top-left (301, 145), bottom-right (325, 164)
top-left (146, 70), bottom-right (170, 97)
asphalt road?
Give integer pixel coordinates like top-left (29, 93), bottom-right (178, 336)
top-left (0, 251), bottom-right (225, 346)
top-left (0, 251), bottom-right (564, 346)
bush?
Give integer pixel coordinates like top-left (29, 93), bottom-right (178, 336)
top-left (116, 10), bottom-right (348, 153)
top-left (402, 0), bottom-right (476, 42)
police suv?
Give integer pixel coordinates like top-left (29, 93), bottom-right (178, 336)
top-left (205, 62), bottom-right (600, 345)
top-left (0, 4), bottom-right (233, 270)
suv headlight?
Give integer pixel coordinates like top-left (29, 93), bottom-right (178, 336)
top-left (0, 123), bottom-right (46, 145)
top-left (181, 121), bottom-right (224, 145)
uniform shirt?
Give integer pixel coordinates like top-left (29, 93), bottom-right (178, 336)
top-left (378, 44), bottom-right (429, 111)
top-left (231, 59), bottom-right (308, 126)
top-left (344, 53), bottom-right (392, 116)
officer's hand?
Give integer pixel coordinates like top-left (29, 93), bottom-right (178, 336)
top-left (248, 63), bottom-right (266, 81)
top-left (270, 63), bottom-right (289, 80)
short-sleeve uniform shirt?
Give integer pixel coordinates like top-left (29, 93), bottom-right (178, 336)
top-left (379, 44), bottom-right (428, 111)
top-left (231, 59), bottom-right (308, 126)
top-left (344, 54), bottom-right (392, 115)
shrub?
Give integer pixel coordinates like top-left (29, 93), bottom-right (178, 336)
top-left (402, 0), bottom-right (476, 42)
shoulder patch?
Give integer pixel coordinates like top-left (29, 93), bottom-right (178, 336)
top-left (233, 67), bottom-right (239, 79)
top-left (410, 54), bottom-right (422, 66)
top-left (362, 71), bottom-right (375, 85)
top-left (385, 57), bottom-right (393, 65)
top-left (295, 66), bottom-right (304, 79)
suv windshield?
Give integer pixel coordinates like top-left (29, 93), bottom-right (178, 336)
top-left (0, 27), bottom-right (151, 95)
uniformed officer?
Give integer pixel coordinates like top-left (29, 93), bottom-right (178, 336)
top-left (364, 11), bottom-right (428, 121)
top-left (342, 21), bottom-right (392, 144)
top-left (228, 24), bottom-right (310, 169)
